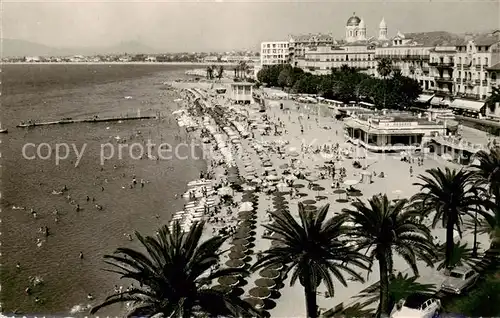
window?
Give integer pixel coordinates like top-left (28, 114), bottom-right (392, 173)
top-left (459, 57), bottom-right (462, 65)
top-left (485, 57), bottom-right (489, 66)
top-left (465, 271), bottom-right (474, 279)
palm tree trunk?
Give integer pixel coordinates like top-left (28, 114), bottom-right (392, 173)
top-left (445, 215), bottom-right (455, 269)
top-left (377, 248), bottom-right (390, 317)
top-left (303, 279), bottom-right (318, 318)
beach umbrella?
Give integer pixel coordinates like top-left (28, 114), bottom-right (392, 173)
top-left (292, 183), bottom-right (305, 189)
top-left (315, 195), bottom-right (328, 201)
top-left (249, 287), bottom-right (271, 299)
top-left (263, 161), bottom-right (273, 167)
top-left (211, 284), bottom-right (231, 294)
top-left (301, 199), bottom-right (316, 205)
top-left (306, 175), bottom-right (319, 182)
top-left (255, 278), bottom-right (276, 289)
top-left (259, 269), bottom-right (280, 279)
top-left (238, 211), bottom-right (255, 219)
top-left (344, 179), bottom-right (359, 186)
top-left (218, 275), bottom-right (239, 287)
top-left (348, 190), bottom-right (363, 198)
top-left (218, 187), bottom-right (233, 196)
top-left (296, 192), bottom-right (308, 197)
top-left (228, 251), bottom-right (246, 260)
top-left (233, 231), bottom-right (252, 240)
top-left (267, 263), bottom-right (284, 271)
top-left (233, 238), bottom-right (250, 246)
top-left (239, 201), bottom-right (253, 210)
top-left (312, 185), bottom-right (326, 196)
top-left (230, 245), bottom-right (248, 253)
top-left (243, 297), bottom-right (265, 310)
top-left (266, 175), bottom-right (280, 181)
top-left (264, 166), bottom-right (276, 172)
top-left (225, 259), bottom-right (245, 269)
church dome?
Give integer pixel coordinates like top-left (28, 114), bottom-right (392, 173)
top-left (347, 13), bottom-right (361, 26)
top-left (379, 17), bottom-right (387, 28)
top-left (359, 19), bottom-right (366, 28)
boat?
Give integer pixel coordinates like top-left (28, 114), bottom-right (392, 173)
top-left (0, 123), bottom-right (7, 133)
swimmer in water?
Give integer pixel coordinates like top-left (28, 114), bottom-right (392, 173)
top-left (87, 293), bottom-right (94, 300)
top-left (16, 262), bottom-right (21, 270)
top-left (53, 208), bottom-right (58, 215)
top-left (75, 204), bottom-right (80, 212)
top-left (55, 217), bottom-right (59, 223)
top-left (79, 251), bottom-right (84, 259)
top-left (101, 186), bottom-right (104, 191)
top-left (86, 195), bottom-right (90, 201)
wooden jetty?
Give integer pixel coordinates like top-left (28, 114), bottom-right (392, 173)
top-left (16, 115), bottom-right (157, 128)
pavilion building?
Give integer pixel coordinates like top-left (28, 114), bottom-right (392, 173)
top-left (343, 112), bottom-right (446, 152)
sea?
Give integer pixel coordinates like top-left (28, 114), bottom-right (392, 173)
top-left (0, 64), bottom-right (207, 316)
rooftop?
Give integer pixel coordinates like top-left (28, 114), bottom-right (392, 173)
top-left (386, 31), bottom-right (464, 47)
top-left (458, 30), bottom-right (500, 46)
top-left (289, 33), bottom-right (335, 42)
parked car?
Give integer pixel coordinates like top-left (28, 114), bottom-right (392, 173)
top-left (440, 266), bottom-right (479, 294)
top-left (390, 293), bottom-right (441, 318)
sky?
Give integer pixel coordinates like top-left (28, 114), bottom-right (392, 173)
top-left (2, 0), bottom-right (499, 52)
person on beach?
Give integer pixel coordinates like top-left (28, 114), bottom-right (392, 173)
top-left (409, 166), bottom-right (413, 177)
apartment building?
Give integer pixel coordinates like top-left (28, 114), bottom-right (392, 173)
top-left (260, 41), bottom-right (290, 67)
top-left (298, 43), bottom-right (377, 75)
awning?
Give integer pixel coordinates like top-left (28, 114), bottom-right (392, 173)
top-left (360, 101), bottom-right (375, 108)
top-left (450, 99), bottom-right (485, 113)
top-left (417, 94), bottom-right (435, 103)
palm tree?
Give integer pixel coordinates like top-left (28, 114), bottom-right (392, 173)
top-left (238, 61), bottom-right (249, 80)
top-left (377, 58), bottom-right (393, 108)
top-left (355, 272), bottom-right (436, 314)
top-left (217, 65), bottom-right (224, 80)
top-left (251, 203), bottom-right (370, 318)
top-left (471, 148), bottom-right (500, 247)
top-left (91, 221), bottom-right (259, 318)
top-left (412, 167), bottom-right (490, 270)
top-left (341, 194), bottom-right (435, 317)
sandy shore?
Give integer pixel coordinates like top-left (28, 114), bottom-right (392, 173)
top-left (171, 83), bottom-right (491, 317)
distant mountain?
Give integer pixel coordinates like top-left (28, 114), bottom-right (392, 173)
top-left (1, 39), bottom-right (161, 57)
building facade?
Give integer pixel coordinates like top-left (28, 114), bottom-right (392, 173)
top-left (288, 33), bottom-right (335, 65)
top-left (298, 44), bottom-right (377, 75)
top-left (260, 41), bottom-right (290, 67)
top-left (343, 112), bottom-right (446, 152)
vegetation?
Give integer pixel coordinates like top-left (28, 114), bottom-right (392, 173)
top-left (91, 221), bottom-right (259, 318)
top-left (411, 168), bottom-right (491, 269)
top-left (485, 86), bottom-right (500, 114)
top-left (256, 61), bottom-right (421, 110)
top-left (442, 268), bottom-right (500, 316)
top-left (341, 194), bottom-right (435, 316)
top-left (251, 203), bottom-right (370, 318)
top-left (355, 272), bottom-right (436, 313)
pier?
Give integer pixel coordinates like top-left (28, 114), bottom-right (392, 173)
top-left (16, 115), bottom-right (157, 128)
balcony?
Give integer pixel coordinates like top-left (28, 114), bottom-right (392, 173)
top-left (436, 62), bottom-right (454, 68)
top-left (435, 77), bottom-right (454, 83)
top-left (475, 65), bottom-right (482, 70)
top-left (482, 80), bottom-right (488, 86)
top-left (428, 61), bottom-right (438, 66)
top-left (475, 79), bottom-right (481, 85)
top-left (462, 65), bottom-right (470, 70)
top-left (465, 80), bottom-right (474, 87)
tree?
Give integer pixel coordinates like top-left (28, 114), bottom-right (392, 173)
top-left (411, 168), bottom-right (490, 270)
top-left (485, 86), bottom-right (500, 114)
top-left (341, 194), bottom-right (435, 317)
top-left (238, 61), bottom-right (249, 79)
top-left (355, 272), bottom-right (436, 313)
top-left (278, 65), bottom-right (293, 89)
top-left (91, 221), bottom-right (259, 318)
top-left (217, 65), bottom-right (224, 80)
top-left (377, 58), bottom-right (393, 108)
top-left (471, 147), bottom-right (500, 247)
top-left (251, 203), bottom-right (370, 318)
top-left (435, 241), bottom-right (481, 271)
top-left (206, 66), bottom-right (213, 79)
